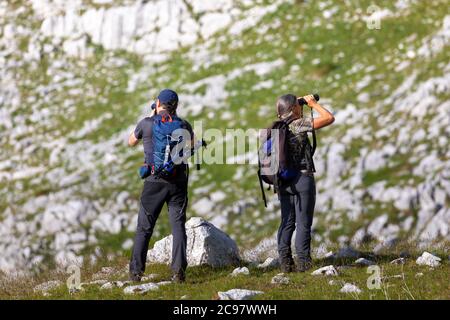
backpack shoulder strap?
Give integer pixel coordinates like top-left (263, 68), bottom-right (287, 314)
top-left (310, 108), bottom-right (317, 155)
top-left (311, 128), bottom-right (317, 155)
top-left (257, 165), bottom-right (268, 208)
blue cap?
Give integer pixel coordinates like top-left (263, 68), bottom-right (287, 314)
top-left (158, 89), bottom-right (178, 107)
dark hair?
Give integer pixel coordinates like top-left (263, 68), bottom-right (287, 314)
top-left (160, 102), bottom-right (177, 115)
top-left (276, 94), bottom-right (298, 119)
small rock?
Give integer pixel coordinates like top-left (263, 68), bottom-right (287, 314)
top-left (100, 282), bottom-right (114, 290)
top-left (416, 252), bottom-right (441, 267)
top-left (123, 282), bottom-right (159, 294)
top-left (257, 257), bottom-right (279, 269)
top-left (82, 280), bottom-right (108, 286)
top-left (390, 258), bottom-right (406, 265)
top-left (69, 286), bottom-right (84, 294)
top-left (141, 274), bottom-right (158, 282)
top-left (354, 258), bottom-right (376, 266)
top-left (33, 280), bottom-right (62, 294)
top-left (230, 267), bottom-right (250, 277)
top-left (100, 281), bottom-right (131, 290)
top-left (271, 273), bottom-right (290, 285)
top-left (92, 267), bottom-right (120, 280)
top-left (180, 295), bottom-right (189, 300)
top-left (373, 238), bottom-right (398, 254)
top-left (340, 283), bottom-right (362, 294)
top-left (101, 267), bottom-right (115, 274)
top-left (351, 228), bottom-right (371, 247)
top-left (218, 289), bottom-right (264, 300)
top-left (415, 272), bottom-right (424, 278)
top-left (328, 280), bottom-right (338, 285)
top-left (311, 265), bottom-right (339, 276)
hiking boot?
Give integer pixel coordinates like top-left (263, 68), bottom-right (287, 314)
top-left (279, 256), bottom-right (295, 273)
top-left (296, 259), bottom-right (313, 273)
top-left (171, 270), bottom-right (186, 283)
top-left (129, 273), bottom-right (142, 282)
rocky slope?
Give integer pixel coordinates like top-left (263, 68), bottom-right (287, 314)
top-left (0, 0), bottom-right (449, 274)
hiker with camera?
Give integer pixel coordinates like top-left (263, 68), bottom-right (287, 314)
top-left (258, 94), bottom-right (334, 273)
top-left (128, 89), bottom-right (195, 283)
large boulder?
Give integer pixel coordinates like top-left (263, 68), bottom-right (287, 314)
top-left (147, 217), bottom-right (240, 267)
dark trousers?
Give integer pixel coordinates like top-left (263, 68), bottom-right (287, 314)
top-left (129, 180), bottom-right (188, 275)
top-left (277, 173), bottom-right (316, 262)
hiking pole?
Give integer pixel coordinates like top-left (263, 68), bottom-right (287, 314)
top-left (196, 139), bottom-right (207, 170)
top-left (257, 166), bottom-right (268, 208)
top-left (154, 139), bottom-right (207, 178)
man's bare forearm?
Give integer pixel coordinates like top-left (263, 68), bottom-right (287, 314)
top-left (128, 132), bottom-right (139, 147)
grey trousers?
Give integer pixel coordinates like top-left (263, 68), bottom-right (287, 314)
top-left (129, 180), bottom-right (188, 275)
top-left (277, 173), bottom-right (316, 262)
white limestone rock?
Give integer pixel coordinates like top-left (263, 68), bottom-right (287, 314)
top-left (328, 280), bottom-right (338, 286)
top-left (340, 283), bottom-right (362, 294)
top-left (33, 280), bottom-right (63, 294)
top-left (367, 214), bottom-right (388, 239)
top-left (311, 265), bottom-right (339, 276)
top-left (218, 289), bottom-right (264, 300)
top-left (354, 258), bottom-right (376, 266)
top-left (373, 237), bottom-right (398, 254)
top-left (257, 257), bottom-right (279, 269)
top-left (147, 217), bottom-right (240, 267)
top-left (351, 228), bottom-right (370, 247)
top-left (92, 266), bottom-right (120, 280)
top-left (100, 281), bottom-right (131, 290)
top-left (123, 282), bottom-right (159, 294)
top-left (141, 274), bottom-right (158, 282)
top-left (230, 267), bottom-right (250, 277)
top-left (416, 252), bottom-right (441, 267)
top-left (390, 258), bottom-right (406, 265)
top-left (241, 237), bottom-right (278, 263)
top-left (271, 273), bottom-right (290, 285)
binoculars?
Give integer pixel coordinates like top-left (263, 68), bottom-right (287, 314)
top-left (298, 94), bottom-right (320, 106)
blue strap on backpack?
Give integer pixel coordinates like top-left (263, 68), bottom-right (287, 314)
top-left (138, 113), bottom-right (185, 179)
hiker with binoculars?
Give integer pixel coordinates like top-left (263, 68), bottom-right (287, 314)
top-left (258, 94), bottom-right (334, 272)
top-left (127, 89), bottom-right (196, 283)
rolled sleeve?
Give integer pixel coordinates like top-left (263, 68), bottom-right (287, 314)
top-left (290, 117), bottom-right (313, 133)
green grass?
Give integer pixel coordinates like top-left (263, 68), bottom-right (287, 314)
top-left (1, 0), bottom-right (449, 288)
top-left (1, 247), bottom-right (448, 300)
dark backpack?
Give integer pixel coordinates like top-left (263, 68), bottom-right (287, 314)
top-left (139, 113), bottom-right (186, 179)
top-left (257, 118), bottom-right (316, 207)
